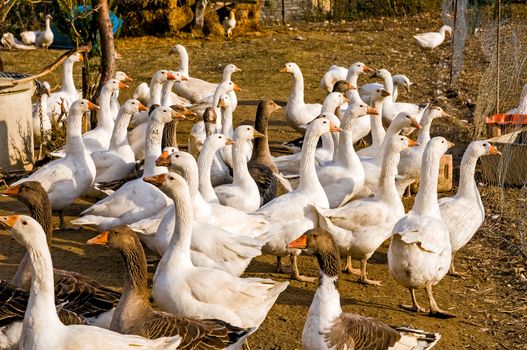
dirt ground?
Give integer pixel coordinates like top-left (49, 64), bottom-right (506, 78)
top-left (1, 11), bottom-right (527, 350)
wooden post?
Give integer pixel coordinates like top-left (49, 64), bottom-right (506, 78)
top-left (450, 0), bottom-right (457, 87)
top-left (495, 0), bottom-right (501, 114)
top-left (91, 0), bottom-right (115, 126)
top-left (281, 0), bottom-right (285, 25)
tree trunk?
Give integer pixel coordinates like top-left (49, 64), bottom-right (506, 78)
top-left (91, 0), bottom-right (115, 127)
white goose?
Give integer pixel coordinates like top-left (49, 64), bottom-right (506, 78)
top-left (280, 62), bottom-right (322, 133)
top-left (0, 215), bottom-right (182, 350)
top-left (214, 126), bottom-right (264, 213)
top-left (47, 53), bottom-right (83, 118)
top-left (316, 135), bottom-right (418, 286)
top-left (398, 106), bottom-right (449, 185)
top-left (12, 99), bottom-right (98, 228)
top-left (110, 71), bottom-right (133, 120)
top-left (360, 112), bottom-right (421, 194)
top-left (144, 170), bottom-right (265, 277)
top-left (319, 65), bottom-right (349, 92)
top-left (147, 172), bottom-right (289, 328)
top-left (355, 88), bottom-right (391, 157)
top-left (71, 107), bottom-right (185, 230)
top-left (414, 25), bottom-right (452, 50)
top-left (91, 99), bottom-right (148, 183)
top-left (170, 44), bottom-right (218, 103)
top-left (287, 229), bottom-right (441, 350)
top-left (258, 117), bottom-right (340, 282)
top-left (439, 141), bottom-right (501, 276)
top-left (317, 103), bottom-right (374, 208)
top-left (388, 137), bottom-right (456, 318)
top-left (360, 74), bottom-right (413, 105)
top-left (20, 14), bottom-right (54, 49)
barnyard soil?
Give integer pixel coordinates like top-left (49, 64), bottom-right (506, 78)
top-left (1, 12), bottom-right (526, 350)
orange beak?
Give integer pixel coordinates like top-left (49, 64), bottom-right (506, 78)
top-left (124, 74), bottom-right (133, 81)
top-left (144, 173), bottom-right (166, 186)
top-left (87, 231), bottom-right (109, 246)
top-left (410, 118), bottom-right (422, 130)
top-left (381, 90), bottom-right (391, 97)
top-left (78, 54), bottom-right (84, 62)
top-left (407, 139), bottom-right (419, 147)
top-left (329, 122), bottom-right (342, 132)
top-left (156, 151), bottom-right (172, 167)
top-left (2, 184), bottom-right (21, 196)
top-left (167, 72), bottom-right (176, 80)
top-left (118, 82), bottom-right (129, 90)
top-left (226, 138), bottom-right (235, 145)
top-left (0, 215), bottom-right (19, 230)
top-left (138, 102), bottom-right (148, 112)
top-left (87, 101), bottom-right (100, 110)
top-left (343, 96), bottom-right (350, 103)
top-left (367, 106), bottom-right (379, 115)
top-left (348, 83), bottom-right (357, 90)
top-left (363, 65), bottom-right (374, 72)
top-left (278, 67), bottom-right (288, 73)
top-left (181, 75), bottom-right (189, 81)
top-left (489, 144), bottom-right (501, 155)
top-left (233, 83), bottom-right (242, 92)
top-left (447, 141), bottom-right (455, 149)
top-left (287, 234), bottom-right (307, 249)
top-left (253, 130), bottom-right (265, 139)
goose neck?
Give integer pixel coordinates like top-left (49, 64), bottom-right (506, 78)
top-left (382, 74), bottom-right (394, 95)
top-left (299, 129), bottom-right (324, 192)
top-left (336, 125), bottom-right (359, 169)
top-left (456, 153), bottom-right (479, 199)
top-left (143, 120), bottom-right (165, 177)
top-left (162, 120), bottom-right (179, 149)
top-left (178, 48), bottom-right (189, 77)
top-left (517, 92), bottom-right (527, 112)
top-left (197, 143), bottom-right (220, 202)
top-left (232, 139), bottom-right (251, 187)
top-left (149, 81), bottom-right (163, 106)
top-left (377, 148), bottom-right (400, 200)
top-left (61, 60), bottom-right (76, 95)
top-left (413, 150), bottom-right (442, 217)
top-left (310, 251), bottom-right (342, 322)
top-left (417, 115), bottom-right (433, 145)
top-left (109, 111), bottom-right (133, 149)
top-left (161, 81), bottom-right (175, 106)
top-left (289, 70), bottom-right (305, 104)
top-left (162, 186), bottom-right (194, 270)
top-left (345, 70), bottom-right (363, 104)
top-left (95, 86), bottom-right (115, 130)
top-left (25, 232), bottom-right (61, 327)
top-left (45, 17), bottom-right (51, 29)
top-left (65, 108), bottom-right (86, 154)
top-left (370, 100), bottom-right (386, 148)
top-left (220, 107), bottom-right (233, 138)
top-left (250, 125), bottom-right (277, 173)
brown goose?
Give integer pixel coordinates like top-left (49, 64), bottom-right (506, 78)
top-left (0, 182), bottom-right (120, 321)
top-left (87, 226), bottom-right (253, 349)
top-left (288, 228), bottom-right (440, 350)
top-left (332, 80), bottom-right (355, 94)
top-left (247, 100), bottom-right (282, 205)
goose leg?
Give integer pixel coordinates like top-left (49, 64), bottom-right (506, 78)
top-left (357, 259), bottom-right (382, 286)
top-left (425, 283), bottom-right (456, 319)
top-left (57, 210), bottom-right (80, 230)
top-left (342, 256), bottom-right (361, 275)
top-left (276, 256), bottom-right (292, 274)
top-left (400, 288), bottom-right (426, 313)
top-left (290, 254), bottom-right (315, 283)
top-left (448, 253), bottom-right (467, 278)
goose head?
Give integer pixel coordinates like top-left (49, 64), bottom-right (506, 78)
top-left (224, 64), bottom-right (241, 74)
top-left (332, 80), bottom-right (356, 93)
top-left (45, 14), bottom-right (52, 21)
top-left (156, 150), bottom-right (195, 170)
top-left (0, 215), bottom-right (44, 248)
top-left (169, 44), bottom-right (185, 56)
top-left (386, 134), bottom-right (419, 154)
top-left (67, 52), bottom-right (83, 64)
top-left (71, 99), bottom-right (99, 113)
top-left (152, 70), bottom-right (179, 85)
top-left (348, 62), bottom-right (374, 75)
top-left (234, 125), bottom-right (265, 142)
top-left (308, 116), bottom-right (342, 137)
top-left (466, 140), bottom-right (501, 158)
top-left (426, 137), bottom-right (455, 157)
top-left (324, 92), bottom-right (349, 108)
top-left (170, 105), bottom-right (196, 120)
top-left (202, 134), bottom-right (235, 153)
top-left (150, 106), bottom-right (187, 124)
top-left (132, 82), bottom-right (150, 105)
top-left (255, 100), bottom-right (281, 130)
top-left (279, 62), bottom-right (300, 74)
top-left (217, 94), bottom-right (232, 108)
top-left (87, 225), bottom-right (140, 252)
top-left (370, 88), bottom-right (391, 103)
top-left (425, 106), bottom-right (450, 122)
top-left (36, 81), bottom-right (51, 96)
top-left (391, 112), bottom-right (422, 130)
top-left (104, 78), bottom-right (128, 93)
top-left (143, 172), bottom-right (188, 196)
top-left (370, 68), bottom-right (391, 80)
top-left (288, 228), bottom-right (341, 278)
top-left (115, 71), bottom-right (133, 82)
top-left (440, 25), bottom-right (453, 37)
top-left (345, 102), bottom-right (378, 124)
top-left (392, 74), bottom-right (413, 92)
top-left (121, 99), bottom-right (148, 115)
top-left (2, 181), bottom-right (47, 209)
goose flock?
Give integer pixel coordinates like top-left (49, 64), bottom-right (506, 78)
top-left (0, 25), bottom-right (507, 349)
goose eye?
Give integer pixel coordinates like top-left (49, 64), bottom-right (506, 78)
top-left (169, 176), bottom-right (174, 180)
top-left (219, 136), bottom-right (223, 138)
top-left (247, 127), bottom-right (250, 130)
top-left (323, 121), bottom-right (327, 124)
top-left (22, 221), bottom-right (27, 225)
top-left (406, 116), bottom-right (410, 118)
top-left (175, 155), bottom-right (179, 158)
top-left (442, 140), bottom-right (445, 143)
